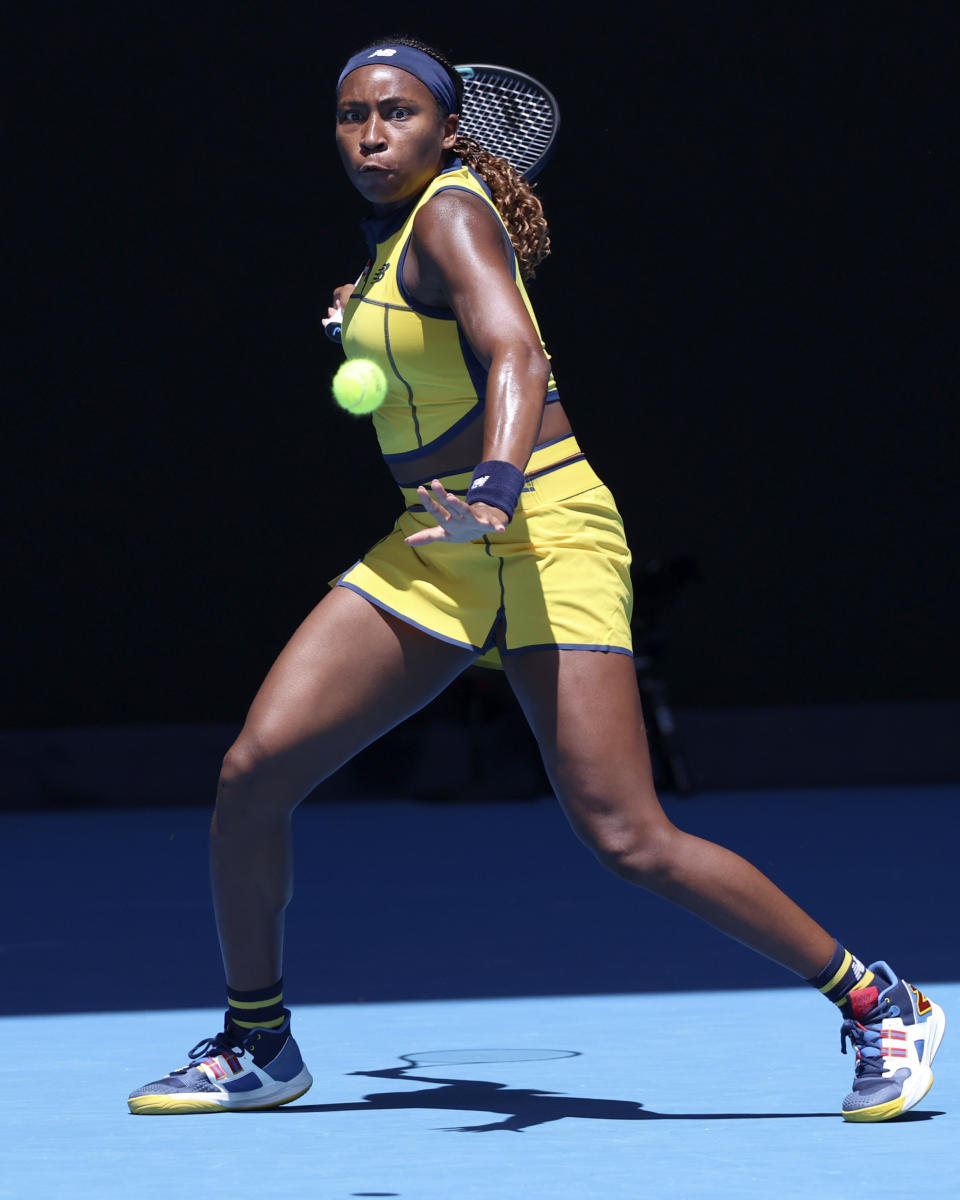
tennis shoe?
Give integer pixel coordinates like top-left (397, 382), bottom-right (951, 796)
top-left (840, 961), bottom-right (945, 1122)
top-left (127, 1010), bottom-right (312, 1114)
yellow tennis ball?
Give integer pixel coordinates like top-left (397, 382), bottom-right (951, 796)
top-left (332, 359), bottom-right (387, 414)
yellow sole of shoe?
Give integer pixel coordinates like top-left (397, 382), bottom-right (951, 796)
top-left (841, 1074), bottom-right (933, 1123)
top-left (128, 1083), bottom-right (312, 1115)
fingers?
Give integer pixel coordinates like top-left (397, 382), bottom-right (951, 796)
top-left (416, 485), bottom-right (448, 523)
top-left (405, 482), bottom-right (471, 545)
top-left (404, 481), bottom-right (508, 546)
top-left (404, 525), bottom-right (449, 546)
top-left (321, 295), bottom-right (344, 344)
top-left (419, 480), bottom-right (467, 522)
top-left (431, 480), bottom-right (476, 519)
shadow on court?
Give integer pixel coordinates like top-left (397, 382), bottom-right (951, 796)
top-left (259, 1064), bottom-right (941, 1129)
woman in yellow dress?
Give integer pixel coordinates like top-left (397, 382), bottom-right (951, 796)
top-left (127, 36), bottom-right (944, 1122)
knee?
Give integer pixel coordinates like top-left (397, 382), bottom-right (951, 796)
top-left (583, 814), bottom-right (682, 888)
top-left (219, 738), bottom-right (262, 791)
top-left (216, 736), bottom-right (291, 826)
top-left (553, 763), bottom-right (683, 887)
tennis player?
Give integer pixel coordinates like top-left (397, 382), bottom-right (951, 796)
top-left (128, 36), bottom-right (944, 1121)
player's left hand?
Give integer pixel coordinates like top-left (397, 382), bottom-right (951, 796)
top-left (404, 480), bottom-right (508, 545)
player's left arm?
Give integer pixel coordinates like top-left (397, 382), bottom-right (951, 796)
top-left (403, 191), bottom-right (551, 541)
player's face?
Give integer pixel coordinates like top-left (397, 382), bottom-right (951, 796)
top-left (336, 66), bottom-right (459, 211)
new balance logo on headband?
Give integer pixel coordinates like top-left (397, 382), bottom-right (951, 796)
top-left (338, 46), bottom-right (459, 116)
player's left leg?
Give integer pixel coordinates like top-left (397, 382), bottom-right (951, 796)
top-left (502, 647), bottom-right (944, 1119)
top-left (504, 648), bottom-right (836, 972)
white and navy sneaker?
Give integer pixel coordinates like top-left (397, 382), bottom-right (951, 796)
top-left (840, 961), bottom-right (945, 1122)
top-left (128, 1011), bottom-right (312, 1114)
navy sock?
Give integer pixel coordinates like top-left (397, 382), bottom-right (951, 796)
top-left (226, 979), bottom-right (285, 1032)
top-left (807, 941), bottom-right (876, 1014)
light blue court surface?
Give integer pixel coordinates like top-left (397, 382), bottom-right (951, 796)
top-left (2, 988), bottom-right (957, 1199)
top-left (1, 787), bottom-right (957, 1197)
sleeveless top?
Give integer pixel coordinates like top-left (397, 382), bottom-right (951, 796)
top-left (340, 159), bottom-right (559, 470)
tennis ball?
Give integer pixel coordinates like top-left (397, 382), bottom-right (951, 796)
top-left (332, 359), bottom-right (388, 415)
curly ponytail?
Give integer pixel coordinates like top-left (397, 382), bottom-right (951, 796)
top-left (356, 35), bottom-right (552, 280)
top-left (453, 134), bottom-right (551, 281)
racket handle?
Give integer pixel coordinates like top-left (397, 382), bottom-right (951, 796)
top-left (324, 320), bottom-right (342, 344)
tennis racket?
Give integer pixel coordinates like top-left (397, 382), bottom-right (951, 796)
top-left (455, 64), bottom-right (560, 180)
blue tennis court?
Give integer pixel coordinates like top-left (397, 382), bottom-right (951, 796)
top-left (2, 786), bottom-right (955, 1197)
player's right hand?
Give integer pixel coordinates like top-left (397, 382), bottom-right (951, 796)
top-left (321, 283), bottom-right (355, 334)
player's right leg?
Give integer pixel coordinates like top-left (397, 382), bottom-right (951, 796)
top-left (128, 586), bottom-right (476, 1113)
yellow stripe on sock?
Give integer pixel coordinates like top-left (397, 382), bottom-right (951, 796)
top-left (231, 1014), bottom-right (287, 1030)
top-left (227, 993), bottom-right (284, 1010)
top-left (818, 950), bottom-right (853, 995)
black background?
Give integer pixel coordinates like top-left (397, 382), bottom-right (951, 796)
top-left (7, 4), bottom-right (957, 730)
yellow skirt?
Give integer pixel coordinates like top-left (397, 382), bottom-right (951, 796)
top-left (333, 436), bottom-right (634, 668)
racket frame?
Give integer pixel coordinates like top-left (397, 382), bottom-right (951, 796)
top-left (454, 63), bottom-right (560, 179)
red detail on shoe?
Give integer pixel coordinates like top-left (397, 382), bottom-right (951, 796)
top-left (203, 1057), bottom-right (225, 1080)
top-left (849, 986), bottom-right (879, 1020)
top-left (911, 985), bottom-right (932, 1016)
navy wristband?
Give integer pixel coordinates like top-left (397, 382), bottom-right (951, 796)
top-left (467, 460), bottom-right (525, 522)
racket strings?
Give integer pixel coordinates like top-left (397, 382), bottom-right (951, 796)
top-left (459, 73), bottom-right (557, 177)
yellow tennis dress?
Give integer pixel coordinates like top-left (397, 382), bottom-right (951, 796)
top-left (333, 160), bottom-right (633, 667)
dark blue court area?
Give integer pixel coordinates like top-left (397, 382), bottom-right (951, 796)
top-left (2, 784), bottom-right (956, 1198)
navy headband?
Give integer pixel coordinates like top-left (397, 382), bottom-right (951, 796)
top-left (337, 45), bottom-right (460, 115)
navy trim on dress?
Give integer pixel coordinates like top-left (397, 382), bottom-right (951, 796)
top-left (525, 453), bottom-right (586, 482)
top-left (382, 405), bottom-right (485, 464)
top-left (336, 581), bottom-right (484, 655)
top-left (357, 159), bottom-right (467, 260)
top-left (502, 643), bottom-right (634, 658)
top-left (392, 434), bottom-right (578, 488)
